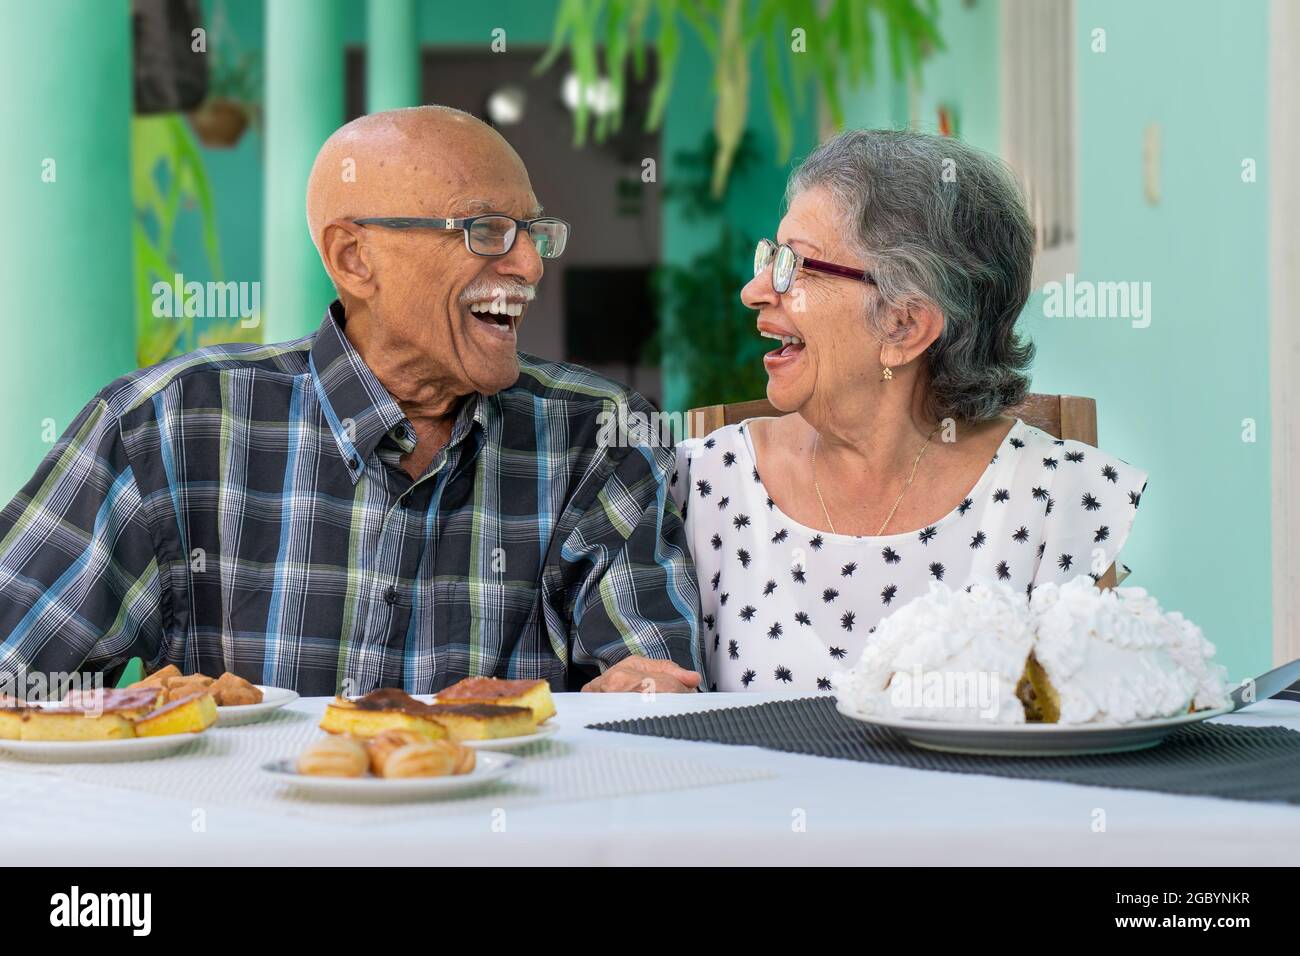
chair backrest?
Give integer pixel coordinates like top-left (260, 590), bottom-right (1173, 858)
top-left (687, 393), bottom-right (1098, 445)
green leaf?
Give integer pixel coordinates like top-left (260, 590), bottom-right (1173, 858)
top-left (602, 0), bottom-right (630, 137)
top-left (678, 0), bottom-right (718, 55)
top-left (535, 0), bottom-right (581, 75)
top-left (763, 31), bottom-right (793, 162)
top-left (169, 117), bottom-right (224, 279)
top-left (645, 0), bottom-right (680, 130)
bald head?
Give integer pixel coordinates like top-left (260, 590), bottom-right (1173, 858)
top-left (306, 105), bottom-right (538, 262)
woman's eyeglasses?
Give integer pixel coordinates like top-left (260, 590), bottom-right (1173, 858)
top-left (351, 215), bottom-right (570, 259)
top-left (753, 238), bottom-right (875, 294)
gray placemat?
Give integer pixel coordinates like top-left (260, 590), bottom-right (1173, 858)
top-left (587, 696), bottom-right (1300, 806)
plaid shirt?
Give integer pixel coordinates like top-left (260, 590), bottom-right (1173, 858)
top-left (0, 303), bottom-right (702, 695)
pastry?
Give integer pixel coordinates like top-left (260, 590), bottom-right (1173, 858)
top-left (18, 687), bottom-right (167, 741)
top-left (131, 668), bottom-right (265, 706)
top-left (296, 736), bottom-right (369, 777)
top-left (426, 702), bottom-right (536, 741)
top-left (365, 729), bottom-right (475, 778)
top-left (436, 677), bottom-right (556, 723)
top-left (159, 674), bottom-right (214, 702)
top-left (319, 688), bottom-right (448, 740)
top-left (61, 686), bottom-right (164, 718)
top-left (19, 708), bottom-right (137, 741)
top-left (132, 664), bottom-right (182, 688)
top-left (0, 695), bottom-right (27, 740)
top-left (133, 691), bottom-right (218, 737)
top-left (209, 672), bottom-right (263, 706)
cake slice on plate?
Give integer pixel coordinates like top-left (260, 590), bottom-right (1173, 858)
top-left (435, 677), bottom-right (556, 723)
top-left (319, 688), bottom-right (449, 740)
top-left (426, 702), bottom-right (536, 740)
top-left (133, 691), bottom-right (218, 736)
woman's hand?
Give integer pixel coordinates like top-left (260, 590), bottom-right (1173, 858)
top-left (582, 655), bottom-right (702, 693)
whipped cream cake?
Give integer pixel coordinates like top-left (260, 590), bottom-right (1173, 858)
top-left (834, 576), bottom-right (1229, 725)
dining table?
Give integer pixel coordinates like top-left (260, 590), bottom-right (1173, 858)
top-left (2, 691), bottom-right (1298, 866)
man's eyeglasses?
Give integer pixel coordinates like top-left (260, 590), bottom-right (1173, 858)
top-left (753, 238), bottom-right (875, 294)
top-left (352, 215), bottom-right (570, 259)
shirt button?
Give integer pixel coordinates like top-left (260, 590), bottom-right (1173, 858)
top-left (347, 457), bottom-right (359, 470)
top-left (384, 586), bottom-right (399, 605)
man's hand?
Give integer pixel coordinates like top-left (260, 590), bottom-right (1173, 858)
top-left (581, 655), bottom-right (702, 694)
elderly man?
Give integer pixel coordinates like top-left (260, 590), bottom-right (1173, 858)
top-left (0, 106), bottom-right (703, 696)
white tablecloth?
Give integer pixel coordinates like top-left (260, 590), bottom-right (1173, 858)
top-left (2, 692), bottom-right (1299, 866)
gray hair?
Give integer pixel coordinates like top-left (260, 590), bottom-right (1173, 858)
top-left (786, 128), bottom-right (1035, 423)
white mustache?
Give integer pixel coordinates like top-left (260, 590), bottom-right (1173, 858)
top-left (459, 281), bottom-right (536, 304)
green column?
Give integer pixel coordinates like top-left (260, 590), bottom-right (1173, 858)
top-left (367, 0), bottom-right (420, 112)
top-left (262, 0), bottom-right (344, 343)
top-left (0, 0), bottom-right (135, 501)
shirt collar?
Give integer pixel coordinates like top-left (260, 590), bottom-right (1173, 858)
top-left (309, 301), bottom-right (489, 484)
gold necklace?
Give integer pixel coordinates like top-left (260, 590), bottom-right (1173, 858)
top-left (812, 426), bottom-right (940, 536)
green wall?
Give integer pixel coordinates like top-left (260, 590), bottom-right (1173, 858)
top-left (1026, 0), bottom-right (1271, 681)
top-left (0, 0), bottom-right (136, 502)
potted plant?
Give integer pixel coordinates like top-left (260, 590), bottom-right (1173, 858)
top-left (187, 2), bottom-right (261, 149)
top-left (188, 46), bottom-right (260, 148)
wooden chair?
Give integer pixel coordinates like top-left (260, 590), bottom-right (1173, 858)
top-left (688, 393), bottom-right (1098, 445)
top-left (686, 393), bottom-right (1115, 587)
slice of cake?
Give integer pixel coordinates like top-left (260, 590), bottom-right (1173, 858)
top-left (834, 580), bottom-right (1035, 724)
top-left (20, 707), bottom-right (138, 741)
top-left (133, 691), bottom-right (218, 736)
top-left (19, 687), bottom-right (170, 740)
top-left (0, 696), bottom-right (27, 740)
top-left (436, 677), bottom-right (556, 723)
top-left (61, 686), bottom-right (164, 718)
top-left (426, 703), bottom-right (536, 741)
top-left (1029, 577), bottom-right (1229, 724)
top-left (319, 688), bottom-right (448, 740)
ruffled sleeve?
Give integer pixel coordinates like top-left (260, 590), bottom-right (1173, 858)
top-left (1032, 441), bottom-right (1149, 588)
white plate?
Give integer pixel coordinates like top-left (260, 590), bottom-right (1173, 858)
top-left (216, 685), bottom-right (299, 726)
top-left (834, 698), bottom-right (1235, 756)
top-left (459, 721), bottom-right (559, 751)
top-left (261, 751), bottom-right (517, 799)
top-left (0, 731), bottom-right (207, 762)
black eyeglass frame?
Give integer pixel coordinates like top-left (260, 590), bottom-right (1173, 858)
top-left (350, 215), bottom-right (570, 258)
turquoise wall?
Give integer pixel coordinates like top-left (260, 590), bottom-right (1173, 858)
top-left (1026, 0), bottom-right (1271, 681)
top-left (838, 0), bottom-right (1271, 680)
top-left (0, 0), bottom-right (136, 502)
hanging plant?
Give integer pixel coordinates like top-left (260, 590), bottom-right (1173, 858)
top-left (187, 0), bottom-right (262, 149)
top-left (537, 0), bottom-right (944, 196)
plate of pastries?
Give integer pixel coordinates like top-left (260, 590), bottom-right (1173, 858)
top-left (263, 730), bottom-right (516, 798)
top-left (265, 677), bottom-right (558, 796)
top-left (125, 665), bottom-right (298, 725)
top-left (320, 677), bottom-right (558, 751)
top-left (0, 686), bottom-right (218, 761)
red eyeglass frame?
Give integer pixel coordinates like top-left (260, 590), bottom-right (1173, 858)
top-left (755, 238), bottom-right (876, 293)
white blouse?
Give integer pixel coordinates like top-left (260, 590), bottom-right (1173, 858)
top-left (670, 418), bottom-right (1148, 693)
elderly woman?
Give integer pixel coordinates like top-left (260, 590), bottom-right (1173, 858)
top-left (671, 129), bottom-right (1147, 693)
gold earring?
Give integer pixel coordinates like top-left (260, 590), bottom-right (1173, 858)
top-left (881, 365), bottom-right (893, 382)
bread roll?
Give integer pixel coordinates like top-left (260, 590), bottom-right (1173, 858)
top-left (296, 736), bottom-right (368, 777)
